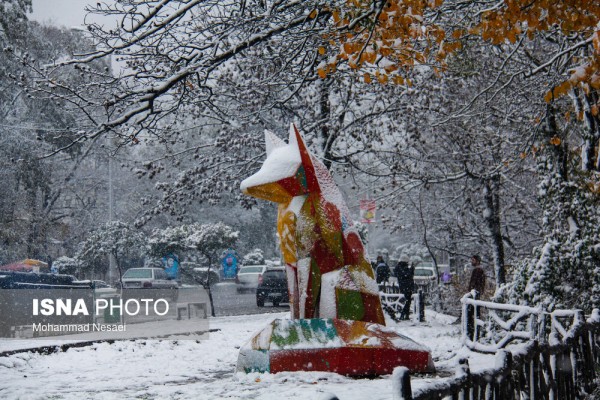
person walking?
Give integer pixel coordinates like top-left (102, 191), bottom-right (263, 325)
top-left (466, 254), bottom-right (485, 340)
top-left (375, 255), bottom-right (391, 285)
top-left (395, 255), bottom-right (414, 320)
top-left (468, 255), bottom-right (486, 296)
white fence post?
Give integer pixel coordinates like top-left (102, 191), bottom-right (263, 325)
top-left (392, 366), bottom-right (412, 400)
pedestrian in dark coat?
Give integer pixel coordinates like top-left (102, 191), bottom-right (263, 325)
top-left (375, 256), bottom-right (391, 284)
top-left (466, 254), bottom-right (485, 340)
top-left (468, 255), bottom-right (486, 296)
top-left (394, 256), bottom-right (414, 320)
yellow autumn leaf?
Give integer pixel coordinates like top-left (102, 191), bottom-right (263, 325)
top-left (318, 47), bottom-right (326, 55)
top-left (364, 73), bottom-right (372, 83)
top-left (317, 68), bottom-right (327, 79)
top-left (549, 136), bottom-right (562, 146)
top-left (332, 10), bottom-right (340, 23)
top-left (393, 75), bottom-right (405, 85)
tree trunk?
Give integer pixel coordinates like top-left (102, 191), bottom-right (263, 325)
top-left (319, 78), bottom-right (336, 170)
top-left (206, 255), bottom-right (216, 317)
top-left (114, 252), bottom-right (124, 289)
top-left (483, 176), bottom-right (506, 287)
top-left (26, 181), bottom-right (39, 259)
top-left (573, 88), bottom-right (600, 171)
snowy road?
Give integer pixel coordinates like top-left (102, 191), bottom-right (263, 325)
top-left (0, 311), bottom-right (496, 399)
top-left (211, 282), bottom-right (289, 316)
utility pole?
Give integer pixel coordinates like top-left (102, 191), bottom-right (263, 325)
top-left (107, 140), bottom-right (118, 285)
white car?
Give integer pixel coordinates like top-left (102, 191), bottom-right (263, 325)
top-left (236, 265), bottom-right (269, 293)
top-left (121, 268), bottom-right (178, 290)
top-left (413, 262), bottom-right (438, 288)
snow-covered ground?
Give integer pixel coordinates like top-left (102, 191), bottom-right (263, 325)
top-left (0, 310), bottom-right (495, 399)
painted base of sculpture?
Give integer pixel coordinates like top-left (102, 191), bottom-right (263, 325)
top-left (236, 318), bottom-right (435, 377)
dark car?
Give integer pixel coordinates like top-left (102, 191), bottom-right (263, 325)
top-left (256, 268), bottom-right (288, 307)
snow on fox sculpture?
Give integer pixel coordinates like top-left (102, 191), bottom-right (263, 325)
top-left (241, 124), bottom-right (385, 325)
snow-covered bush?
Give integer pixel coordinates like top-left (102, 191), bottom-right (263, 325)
top-left (52, 256), bottom-right (81, 276)
top-left (77, 221), bottom-right (145, 281)
top-left (391, 243), bottom-right (430, 264)
top-left (147, 225), bottom-right (193, 257)
top-left (243, 248), bottom-right (265, 265)
top-left (186, 222), bottom-right (239, 265)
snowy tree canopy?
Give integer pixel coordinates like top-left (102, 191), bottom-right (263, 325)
top-left (185, 222), bottom-right (239, 264)
top-left (51, 256), bottom-right (80, 275)
top-left (77, 221), bottom-right (145, 276)
top-left (391, 244), bottom-right (431, 265)
top-left (242, 248), bottom-right (265, 266)
top-left (147, 225), bottom-right (194, 258)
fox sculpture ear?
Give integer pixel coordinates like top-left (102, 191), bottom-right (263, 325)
top-left (289, 123), bottom-right (319, 192)
top-left (265, 130), bottom-right (286, 156)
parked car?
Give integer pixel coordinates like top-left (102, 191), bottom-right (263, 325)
top-left (92, 280), bottom-right (111, 289)
top-left (193, 267), bottom-right (220, 287)
top-left (236, 265), bottom-right (269, 293)
top-left (256, 268), bottom-right (288, 307)
top-left (179, 262), bottom-right (220, 287)
top-left (413, 262), bottom-right (438, 292)
top-left (0, 271), bottom-right (89, 289)
top-left (121, 268), bottom-right (177, 288)
top-left (121, 268), bottom-right (179, 301)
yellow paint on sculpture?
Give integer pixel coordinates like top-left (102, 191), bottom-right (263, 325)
top-left (243, 182), bottom-right (291, 203)
top-left (278, 205), bottom-right (297, 264)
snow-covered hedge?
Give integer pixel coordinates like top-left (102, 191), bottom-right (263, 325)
top-left (242, 248), bottom-right (264, 265)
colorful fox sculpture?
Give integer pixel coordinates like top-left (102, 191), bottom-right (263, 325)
top-left (241, 124), bottom-right (385, 325)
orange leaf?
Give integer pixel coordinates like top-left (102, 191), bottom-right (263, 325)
top-left (364, 73), bottom-right (372, 83)
top-left (332, 10), bottom-right (340, 23)
top-left (549, 136), bottom-right (561, 146)
top-left (318, 47), bottom-right (326, 55)
top-left (317, 68), bottom-right (327, 79)
top-left (452, 30), bottom-right (463, 39)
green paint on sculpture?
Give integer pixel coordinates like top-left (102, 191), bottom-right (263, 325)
top-left (271, 319), bottom-right (338, 348)
top-left (337, 289), bottom-right (365, 321)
